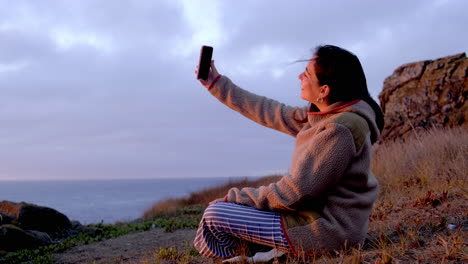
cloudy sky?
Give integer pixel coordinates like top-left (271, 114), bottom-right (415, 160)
top-left (0, 0), bottom-right (466, 181)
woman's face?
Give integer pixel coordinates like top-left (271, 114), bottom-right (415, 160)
top-left (298, 59), bottom-right (322, 103)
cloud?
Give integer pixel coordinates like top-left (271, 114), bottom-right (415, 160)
top-left (0, 61), bottom-right (29, 73)
top-left (0, 0), bottom-right (467, 180)
top-left (213, 0), bottom-right (467, 97)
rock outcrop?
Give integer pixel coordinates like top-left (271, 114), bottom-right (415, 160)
top-left (0, 201), bottom-right (71, 235)
top-left (0, 201), bottom-right (73, 252)
top-left (378, 53), bottom-right (467, 143)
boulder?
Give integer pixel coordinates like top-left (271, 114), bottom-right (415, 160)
top-left (25, 230), bottom-right (53, 245)
top-left (0, 201), bottom-right (71, 236)
top-left (378, 53), bottom-right (467, 143)
top-left (0, 224), bottom-right (43, 252)
top-left (0, 213), bottom-right (14, 225)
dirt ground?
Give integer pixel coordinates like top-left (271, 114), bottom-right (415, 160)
top-left (53, 228), bottom-right (216, 264)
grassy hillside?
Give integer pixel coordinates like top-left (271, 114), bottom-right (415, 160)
top-left (144, 127), bottom-right (467, 263)
top-left (2, 127), bottom-right (465, 263)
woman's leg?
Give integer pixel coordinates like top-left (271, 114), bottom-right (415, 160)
top-left (194, 202), bottom-right (290, 258)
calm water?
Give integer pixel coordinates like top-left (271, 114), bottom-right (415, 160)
top-left (0, 178), bottom-right (233, 224)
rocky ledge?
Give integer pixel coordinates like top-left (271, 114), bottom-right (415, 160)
top-left (378, 53), bottom-right (467, 143)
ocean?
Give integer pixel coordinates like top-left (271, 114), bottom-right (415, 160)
top-left (0, 177), bottom-right (235, 224)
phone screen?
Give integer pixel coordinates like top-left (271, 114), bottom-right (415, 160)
top-left (197, 45), bottom-right (213, 81)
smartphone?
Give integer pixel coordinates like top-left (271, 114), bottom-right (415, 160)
top-left (197, 45), bottom-right (213, 80)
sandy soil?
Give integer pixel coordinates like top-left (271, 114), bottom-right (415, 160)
top-left (53, 228), bottom-right (216, 264)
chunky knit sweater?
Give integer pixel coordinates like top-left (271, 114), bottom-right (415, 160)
top-left (208, 75), bottom-right (380, 255)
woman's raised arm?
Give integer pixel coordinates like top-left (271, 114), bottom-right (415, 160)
top-left (196, 61), bottom-right (307, 136)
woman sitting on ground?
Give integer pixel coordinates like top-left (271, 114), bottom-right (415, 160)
top-left (193, 45), bottom-right (384, 260)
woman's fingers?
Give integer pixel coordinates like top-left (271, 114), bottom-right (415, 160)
top-left (211, 60), bottom-right (219, 76)
top-left (195, 60), bottom-right (220, 88)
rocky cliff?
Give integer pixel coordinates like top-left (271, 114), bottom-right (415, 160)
top-left (378, 53), bottom-right (467, 143)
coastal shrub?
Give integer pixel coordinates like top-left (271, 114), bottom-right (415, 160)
top-left (154, 217), bottom-right (200, 232)
top-left (143, 175), bottom-right (282, 219)
top-left (0, 248), bottom-right (53, 264)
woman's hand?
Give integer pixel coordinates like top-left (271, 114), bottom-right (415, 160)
top-left (208, 196), bottom-right (226, 205)
top-left (195, 60), bottom-right (220, 89)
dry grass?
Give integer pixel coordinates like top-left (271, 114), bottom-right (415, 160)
top-left (144, 127), bottom-right (467, 263)
top-left (372, 126), bottom-right (467, 203)
top-left (142, 175), bottom-right (281, 219)
top-left (360, 126), bottom-right (468, 263)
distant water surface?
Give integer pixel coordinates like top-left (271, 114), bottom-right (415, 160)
top-left (0, 178), bottom-right (234, 224)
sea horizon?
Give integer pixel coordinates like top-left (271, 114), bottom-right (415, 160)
top-left (0, 177), bottom-right (258, 224)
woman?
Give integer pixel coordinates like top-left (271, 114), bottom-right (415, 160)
top-left (193, 45), bottom-right (384, 260)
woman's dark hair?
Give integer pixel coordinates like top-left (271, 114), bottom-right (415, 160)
top-left (297, 45), bottom-right (384, 132)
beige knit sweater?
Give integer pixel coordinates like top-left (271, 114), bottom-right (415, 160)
top-left (208, 76), bottom-right (380, 255)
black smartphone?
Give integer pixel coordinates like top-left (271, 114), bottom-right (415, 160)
top-left (197, 45), bottom-right (213, 80)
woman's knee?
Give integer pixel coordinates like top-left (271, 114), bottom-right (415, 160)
top-left (203, 202), bottom-right (229, 219)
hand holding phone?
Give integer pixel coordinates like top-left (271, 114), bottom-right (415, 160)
top-left (197, 45), bottom-right (213, 81)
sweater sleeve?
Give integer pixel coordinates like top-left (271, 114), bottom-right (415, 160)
top-left (209, 75), bottom-right (307, 137)
top-left (225, 123), bottom-right (356, 211)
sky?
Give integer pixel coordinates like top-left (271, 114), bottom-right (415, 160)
top-left (0, 0), bottom-right (467, 181)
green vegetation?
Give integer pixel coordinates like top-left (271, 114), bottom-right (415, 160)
top-left (148, 246), bottom-right (199, 264)
top-left (0, 205), bottom-right (203, 264)
top-left (156, 247), bottom-right (179, 259)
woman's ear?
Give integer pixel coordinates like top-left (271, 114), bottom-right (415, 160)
top-left (320, 84), bottom-right (330, 99)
